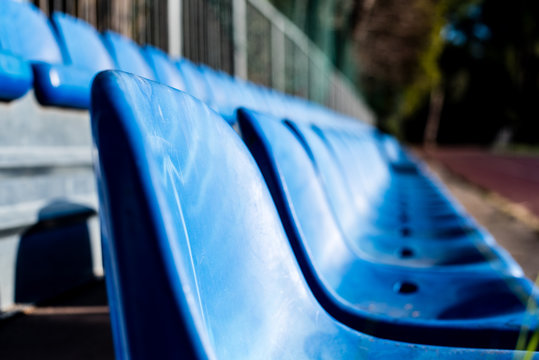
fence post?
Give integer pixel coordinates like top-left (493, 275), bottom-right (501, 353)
top-left (168, 0), bottom-right (182, 57)
top-left (232, 0), bottom-right (248, 79)
top-left (270, 17), bottom-right (285, 91)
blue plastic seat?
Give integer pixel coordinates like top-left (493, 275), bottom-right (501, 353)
top-left (0, 0), bottom-right (62, 101)
top-left (376, 132), bottom-right (421, 171)
top-left (175, 58), bottom-right (212, 104)
top-left (318, 129), bottom-right (472, 233)
top-left (238, 108), bottom-right (537, 349)
top-left (312, 124), bottom-right (492, 245)
top-left (0, 1), bottom-right (112, 108)
top-left (36, 11), bottom-right (116, 108)
top-left (91, 71), bottom-right (536, 359)
top-left (198, 66), bottom-right (245, 124)
top-left (143, 45), bottom-right (186, 91)
top-left (102, 31), bottom-right (155, 80)
top-left (284, 121), bottom-right (477, 243)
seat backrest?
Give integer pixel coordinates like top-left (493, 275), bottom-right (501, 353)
top-left (0, 0), bottom-right (63, 64)
top-left (238, 108), bottom-right (359, 285)
top-left (175, 58), bottom-right (212, 103)
top-left (51, 12), bottom-right (114, 73)
top-left (91, 71), bottom-right (369, 359)
top-left (287, 121), bottom-right (365, 239)
top-left (92, 71), bottom-right (536, 359)
top-left (102, 31), bottom-right (155, 80)
top-left (198, 66), bottom-right (239, 122)
top-left (143, 45), bottom-right (186, 91)
top-left (322, 130), bottom-right (390, 207)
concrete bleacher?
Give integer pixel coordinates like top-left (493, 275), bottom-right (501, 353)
top-left (1, 1), bottom-right (538, 358)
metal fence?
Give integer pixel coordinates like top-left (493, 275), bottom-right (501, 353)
top-left (32, 0), bottom-right (170, 50)
top-left (32, 0), bottom-right (373, 123)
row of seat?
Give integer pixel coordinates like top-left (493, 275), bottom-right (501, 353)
top-left (0, 0), bottom-right (301, 311)
top-left (2, 1), bottom-right (538, 358)
top-left (1, 0), bottom-right (325, 125)
top-left (92, 71), bottom-right (539, 359)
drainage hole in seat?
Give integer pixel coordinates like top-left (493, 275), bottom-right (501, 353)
top-left (393, 281), bottom-right (418, 294)
top-left (398, 247), bottom-right (414, 258)
top-left (401, 227), bottom-right (411, 237)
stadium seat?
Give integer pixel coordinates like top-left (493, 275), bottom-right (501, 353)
top-left (102, 31), bottom-right (156, 80)
top-left (176, 58), bottom-right (213, 104)
top-left (238, 108), bottom-right (536, 349)
top-left (0, 0), bottom-right (102, 108)
top-left (0, 0), bottom-right (63, 103)
top-left (91, 71), bottom-right (536, 359)
top-left (47, 11), bottom-right (115, 108)
top-left (143, 45), bottom-right (187, 91)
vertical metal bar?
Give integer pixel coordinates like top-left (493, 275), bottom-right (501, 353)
top-left (207, 1), bottom-right (217, 68)
top-left (201, 0), bottom-right (208, 64)
top-left (78, 0), bottom-right (97, 25)
top-left (65, 0), bottom-right (76, 16)
top-left (168, 0), bottom-right (182, 55)
top-left (52, 0), bottom-right (62, 13)
top-left (37, 0), bottom-right (49, 15)
top-left (182, 0), bottom-right (189, 59)
top-left (232, 0), bottom-right (247, 79)
top-left (270, 22), bottom-right (285, 91)
top-left (195, 0), bottom-right (201, 62)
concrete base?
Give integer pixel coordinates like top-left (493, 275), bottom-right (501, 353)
top-left (0, 93), bottom-right (101, 312)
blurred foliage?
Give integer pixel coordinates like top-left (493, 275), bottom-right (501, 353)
top-left (426, 0), bottom-right (539, 145)
top-left (270, 0), bottom-right (539, 146)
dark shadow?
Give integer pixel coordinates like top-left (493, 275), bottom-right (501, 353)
top-left (0, 280), bottom-right (115, 360)
top-left (14, 200), bottom-right (96, 304)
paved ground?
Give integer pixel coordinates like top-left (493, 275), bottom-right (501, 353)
top-left (1, 147), bottom-right (538, 359)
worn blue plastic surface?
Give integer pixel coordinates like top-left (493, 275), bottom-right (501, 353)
top-left (143, 45), bottom-right (186, 91)
top-left (102, 31), bottom-right (155, 80)
top-left (91, 71), bottom-right (538, 359)
top-left (0, 0), bottom-right (63, 100)
top-left (238, 108), bottom-right (538, 349)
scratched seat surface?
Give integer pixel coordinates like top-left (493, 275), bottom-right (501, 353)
top-left (91, 71), bottom-right (536, 359)
top-left (238, 108), bottom-right (538, 349)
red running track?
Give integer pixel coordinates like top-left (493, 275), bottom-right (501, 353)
top-left (424, 148), bottom-right (539, 218)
